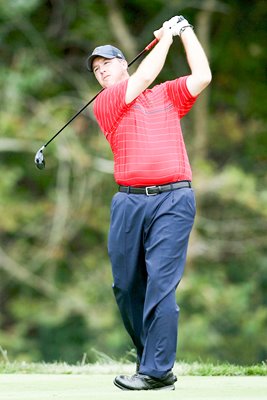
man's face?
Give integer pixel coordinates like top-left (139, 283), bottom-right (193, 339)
top-left (92, 57), bottom-right (128, 88)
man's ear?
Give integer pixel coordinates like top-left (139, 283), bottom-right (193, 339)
top-left (121, 59), bottom-right (128, 70)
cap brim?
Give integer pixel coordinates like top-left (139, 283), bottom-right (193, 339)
top-left (86, 54), bottom-right (115, 72)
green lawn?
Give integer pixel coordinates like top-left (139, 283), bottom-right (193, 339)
top-left (0, 360), bottom-right (266, 375)
top-left (0, 361), bottom-right (266, 400)
top-left (1, 374), bottom-right (267, 400)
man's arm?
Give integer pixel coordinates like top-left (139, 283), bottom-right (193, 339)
top-left (181, 28), bottom-right (212, 97)
top-left (125, 28), bottom-right (173, 104)
top-left (125, 16), bottom-right (211, 104)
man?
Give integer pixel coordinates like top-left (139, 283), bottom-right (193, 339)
top-left (87, 16), bottom-right (211, 390)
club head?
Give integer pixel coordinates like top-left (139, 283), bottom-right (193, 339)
top-left (34, 146), bottom-right (45, 170)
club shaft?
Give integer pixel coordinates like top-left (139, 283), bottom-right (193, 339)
top-left (44, 90), bottom-right (104, 148)
top-left (128, 38), bottom-right (158, 67)
top-left (43, 38), bottom-right (159, 148)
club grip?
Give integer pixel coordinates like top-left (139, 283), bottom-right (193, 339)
top-left (145, 38), bottom-right (159, 51)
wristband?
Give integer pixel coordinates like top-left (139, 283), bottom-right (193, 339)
top-left (179, 24), bottom-right (194, 36)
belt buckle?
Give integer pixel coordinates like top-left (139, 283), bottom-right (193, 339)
top-left (145, 186), bottom-right (158, 196)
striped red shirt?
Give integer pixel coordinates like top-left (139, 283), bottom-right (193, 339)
top-left (94, 76), bottom-right (197, 186)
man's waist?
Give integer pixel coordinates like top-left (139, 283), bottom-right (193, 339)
top-left (118, 180), bottom-right (192, 196)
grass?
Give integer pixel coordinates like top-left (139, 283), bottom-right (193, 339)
top-left (0, 360), bottom-right (266, 376)
top-left (1, 373), bottom-right (267, 400)
top-left (0, 353), bottom-right (266, 400)
top-left (1, 346), bottom-right (266, 375)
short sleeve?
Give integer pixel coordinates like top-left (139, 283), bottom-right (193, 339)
top-left (165, 76), bottom-right (198, 119)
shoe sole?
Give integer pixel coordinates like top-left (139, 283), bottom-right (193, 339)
top-left (114, 379), bottom-right (175, 391)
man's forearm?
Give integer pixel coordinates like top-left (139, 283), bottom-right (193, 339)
top-left (181, 27), bottom-right (212, 96)
top-left (125, 31), bottom-right (172, 104)
top-left (135, 33), bottom-right (172, 84)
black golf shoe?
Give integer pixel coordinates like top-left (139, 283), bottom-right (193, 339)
top-left (114, 371), bottom-right (177, 391)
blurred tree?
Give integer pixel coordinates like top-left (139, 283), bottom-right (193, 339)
top-left (0, 0), bottom-right (266, 365)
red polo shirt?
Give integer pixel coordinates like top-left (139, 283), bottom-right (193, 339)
top-left (94, 76), bottom-right (197, 186)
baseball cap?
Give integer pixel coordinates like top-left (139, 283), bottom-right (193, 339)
top-left (86, 45), bottom-right (126, 72)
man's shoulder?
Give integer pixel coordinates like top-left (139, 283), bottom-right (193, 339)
top-left (95, 79), bottom-right (128, 106)
top-left (102, 79), bottom-right (129, 94)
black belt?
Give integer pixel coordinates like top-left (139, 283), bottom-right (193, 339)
top-left (119, 180), bottom-right (191, 196)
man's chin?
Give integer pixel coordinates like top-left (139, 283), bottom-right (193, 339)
top-left (103, 81), bottom-right (113, 88)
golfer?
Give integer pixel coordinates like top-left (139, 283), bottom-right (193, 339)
top-left (87, 16), bottom-right (211, 390)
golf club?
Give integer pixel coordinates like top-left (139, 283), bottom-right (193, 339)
top-left (34, 38), bottom-right (158, 170)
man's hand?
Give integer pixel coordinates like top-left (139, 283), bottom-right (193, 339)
top-left (163, 15), bottom-right (193, 37)
top-left (153, 25), bottom-right (173, 42)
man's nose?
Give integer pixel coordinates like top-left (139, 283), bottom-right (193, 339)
top-left (99, 65), bottom-right (106, 74)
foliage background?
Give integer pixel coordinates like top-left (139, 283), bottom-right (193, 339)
top-left (0, 0), bottom-right (266, 365)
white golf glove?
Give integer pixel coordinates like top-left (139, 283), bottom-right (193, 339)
top-left (163, 16), bottom-right (193, 37)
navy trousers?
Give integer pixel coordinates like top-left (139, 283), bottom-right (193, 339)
top-left (108, 187), bottom-right (196, 378)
